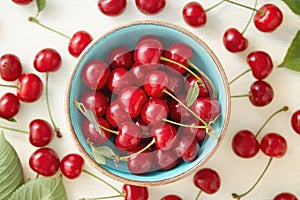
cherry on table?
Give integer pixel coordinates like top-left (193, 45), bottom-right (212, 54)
top-left (254, 4), bottom-right (283, 32)
top-left (33, 48), bottom-right (62, 73)
top-left (291, 109), bottom-right (300, 134)
top-left (260, 133), bottom-right (287, 158)
top-left (82, 118), bottom-right (112, 145)
top-left (273, 192), bottom-right (298, 200)
top-left (17, 73), bottom-right (43, 103)
top-left (11, 0), bottom-right (33, 5)
top-left (97, 0), bottom-right (127, 16)
top-left (151, 122), bottom-right (177, 151)
top-left (249, 80), bottom-right (274, 107)
top-left (182, 2), bottom-right (207, 27)
top-left (141, 98), bottom-right (169, 125)
top-left (0, 54), bottom-right (22, 81)
top-left (108, 46), bottom-right (133, 69)
top-left (29, 119), bottom-right (54, 147)
top-left (232, 130), bottom-right (260, 158)
top-left (193, 168), bottom-right (221, 194)
top-left (135, 0), bottom-right (166, 15)
top-left (60, 153), bottom-right (85, 179)
top-left (161, 194), bottom-right (183, 200)
top-left (153, 148), bottom-right (178, 171)
top-left (68, 30), bottom-right (93, 58)
top-left (247, 51), bottom-right (273, 80)
top-left (223, 28), bottom-right (248, 53)
top-left (0, 93), bottom-right (20, 119)
top-left (122, 184), bottom-right (149, 200)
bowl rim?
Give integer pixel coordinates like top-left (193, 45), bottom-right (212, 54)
top-left (65, 19), bottom-right (231, 186)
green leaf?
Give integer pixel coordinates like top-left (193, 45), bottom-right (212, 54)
top-left (94, 146), bottom-right (117, 158)
top-left (186, 82), bottom-right (200, 107)
top-left (91, 147), bottom-right (106, 165)
top-left (0, 117), bottom-right (17, 122)
top-left (0, 131), bottom-right (24, 200)
top-left (36, 0), bottom-right (46, 14)
top-left (278, 30), bottom-right (300, 71)
top-left (8, 176), bottom-right (67, 200)
top-left (282, 0), bottom-right (300, 15)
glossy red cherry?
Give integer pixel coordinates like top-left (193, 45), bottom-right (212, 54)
top-left (254, 4), bottom-right (283, 32)
top-left (260, 133), bottom-right (287, 158)
top-left (68, 31), bottom-right (93, 58)
top-left (135, 0), bottom-right (166, 15)
top-left (0, 54), bottom-right (22, 81)
top-left (167, 71), bottom-right (184, 95)
top-left (29, 119), bottom-right (54, 147)
top-left (247, 51), bottom-right (273, 80)
top-left (161, 194), bottom-right (183, 200)
top-left (115, 121), bottom-right (141, 150)
top-left (273, 192), bottom-right (298, 200)
top-left (97, 0), bottom-right (126, 16)
top-left (144, 70), bottom-right (169, 98)
top-left (249, 80), bottom-right (274, 107)
top-left (108, 46), bottom-right (133, 69)
top-left (130, 63), bottom-right (150, 86)
top-left (193, 168), bottom-right (221, 194)
top-left (291, 109), bottom-right (300, 134)
top-left (29, 147), bottom-right (60, 177)
top-left (122, 184), bottom-right (149, 200)
top-left (106, 101), bottom-right (130, 127)
top-left (60, 153), bottom-right (85, 179)
top-left (186, 75), bottom-right (210, 98)
top-left (191, 98), bottom-right (221, 122)
top-left (107, 68), bottom-right (133, 94)
top-left (183, 2), bottom-right (207, 27)
top-left (17, 73), bottom-right (43, 103)
top-left (232, 130), bottom-right (260, 158)
top-left (151, 123), bottom-right (177, 150)
top-left (82, 118), bottom-right (112, 145)
top-left (0, 93), bottom-right (20, 119)
top-left (169, 95), bottom-right (192, 122)
top-left (33, 48), bottom-right (62, 72)
top-left (118, 87), bottom-right (147, 118)
top-left (173, 135), bottom-right (200, 162)
top-left (181, 119), bottom-right (206, 142)
top-left (141, 98), bottom-right (169, 125)
top-left (223, 28), bottom-right (248, 53)
top-left (153, 148), bottom-right (178, 171)
top-left (11, 0), bottom-right (33, 5)
top-left (127, 150), bottom-right (153, 174)
top-left (81, 60), bottom-right (110, 90)
top-left (80, 90), bottom-right (108, 117)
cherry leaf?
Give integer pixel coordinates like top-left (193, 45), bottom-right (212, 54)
top-left (282, 0), bottom-right (300, 15)
top-left (0, 131), bottom-right (24, 200)
top-left (8, 176), bottom-right (67, 200)
top-left (36, 0), bottom-right (46, 14)
top-left (90, 145), bottom-right (117, 165)
top-left (278, 30), bottom-right (300, 71)
top-left (0, 117), bottom-right (17, 122)
top-left (91, 146), bottom-right (106, 165)
top-left (186, 82), bottom-right (200, 107)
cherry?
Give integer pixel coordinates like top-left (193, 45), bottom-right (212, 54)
top-left (135, 117), bottom-right (151, 138)
top-left (161, 194), bottom-right (183, 200)
top-left (223, 28), bottom-right (248, 53)
top-left (108, 46), bottom-right (133, 69)
top-left (141, 98), bottom-right (169, 125)
top-left (60, 153), bottom-right (85, 179)
top-left (29, 119), bottom-right (54, 147)
top-left (107, 67), bottom-right (133, 94)
top-left (68, 31), bottom-right (93, 58)
top-left (118, 86), bottom-right (147, 118)
top-left (167, 71), bottom-right (184, 95)
top-left (81, 60), bottom-right (110, 90)
top-left (97, 0), bottom-right (127, 16)
top-left (291, 109), bottom-right (300, 134)
top-left (106, 101), bottom-right (130, 127)
top-left (191, 98), bottom-right (221, 122)
top-left (153, 148), bottom-right (178, 171)
top-left (17, 73), bottom-right (43, 103)
top-left (0, 93), bottom-right (20, 119)
top-left (274, 192), bottom-right (298, 200)
top-left (115, 121), bottom-right (141, 150)
top-left (33, 48), bottom-right (62, 72)
top-left (135, 0), bottom-right (166, 15)
top-left (247, 51), bottom-right (273, 80)
top-left (249, 80), bottom-right (274, 107)
top-left (11, 0), bottom-right (33, 5)
top-left (163, 43), bottom-right (193, 74)
top-left (232, 130), bottom-right (260, 158)
top-left (0, 54), bottom-right (22, 81)
top-left (144, 70), bottom-right (169, 98)
top-left (80, 90), bottom-right (108, 117)
top-left (173, 135), bottom-right (200, 162)
top-left (122, 184), bottom-right (149, 200)
top-left (186, 74), bottom-right (210, 98)
top-left (130, 63), bottom-right (150, 86)
top-left (82, 118), bottom-right (112, 145)
top-left (182, 2), bottom-right (207, 28)
top-left (260, 133), bottom-right (287, 158)
top-left (181, 119), bottom-right (206, 142)
top-left (193, 168), bottom-right (221, 194)
top-left (168, 95), bottom-right (192, 122)
top-left (151, 123), bottom-right (177, 150)
top-left (127, 150), bottom-right (153, 174)
top-left (254, 4), bottom-right (283, 32)
top-left (29, 147), bottom-right (60, 177)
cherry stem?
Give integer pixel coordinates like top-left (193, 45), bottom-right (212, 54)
top-left (45, 73), bottom-right (62, 138)
top-left (229, 69), bottom-right (251, 85)
top-left (241, 0), bottom-right (258, 35)
top-left (80, 194), bottom-right (125, 200)
top-left (223, 0), bottom-right (259, 12)
top-left (186, 60), bottom-right (218, 99)
top-left (0, 83), bottom-right (19, 89)
top-left (28, 17), bottom-right (71, 40)
top-left (205, 0), bottom-right (225, 12)
top-left (162, 89), bottom-right (208, 126)
top-left (255, 106), bottom-right (288, 138)
top-left (230, 93), bottom-right (252, 98)
top-left (162, 118), bottom-right (206, 129)
top-left (82, 169), bottom-right (123, 196)
top-left (195, 190), bottom-right (202, 200)
top-left (232, 156), bottom-right (273, 199)
top-left (0, 125), bottom-right (29, 134)
top-left (0, 117), bottom-right (16, 122)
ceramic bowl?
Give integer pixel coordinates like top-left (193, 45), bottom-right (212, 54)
top-left (66, 20), bottom-right (231, 186)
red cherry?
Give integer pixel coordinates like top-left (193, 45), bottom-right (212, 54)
top-left (82, 118), bottom-right (112, 145)
top-left (153, 148), bottom-right (178, 171)
top-left (130, 63), bottom-right (150, 87)
top-left (107, 68), bottom-right (133, 94)
top-left (29, 119), bottom-right (54, 147)
top-left (191, 98), bottom-right (221, 122)
top-left (141, 98), bottom-right (169, 125)
top-left (33, 48), bottom-right (62, 72)
top-left (108, 46), bottom-right (133, 69)
top-left (144, 70), bottom-right (169, 98)
top-left (135, 0), bottom-right (166, 15)
top-left (29, 147), bottom-right (60, 177)
top-left (232, 130), bottom-right (260, 158)
top-left (247, 51), bottom-right (273, 80)
top-left (123, 184), bottom-right (149, 200)
top-left (60, 153), bottom-right (85, 179)
top-left (97, 0), bottom-right (126, 16)
top-left (0, 54), bottom-right (22, 81)
top-left (254, 4), bottom-right (283, 32)
top-left (17, 73), bottom-right (43, 103)
top-left (81, 60), bottom-right (110, 90)
top-left (193, 168), bottom-right (221, 194)
top-left (291, 109), bottom-right (300, 134)
top-left (223, 28), bottom-right (248, 53)
top-left (181, 119), bottom-right (206, 142)
top-left (167, 71), bottom-right (184, 95)
top-left (168, 95), bottom-right (192, 122)
top-left (249, 80), bottom-right (274, 107)
top-left (11, 0), bottom-right (33, 5)
top-left (127, 150), bottom-right (153, 174)
top-left (0, 93), bottom-right (20, 119)
top-left (68, 31), bottom-right (93, 58)
top-left (151, 123), bottom-right (177, 150)
top-left (260, 133), bottom-right (287, 158)
top-left (183, 2), bottom-right (207, 27)
top-left (274, 192), bottom-right (298, 200)
top-left (115, 121), bottom-right (141, 150)
top-left (80, 90), bottom-right (108, 117)
top-left (185, 75), bottom-right (210, 98)
top-left (161, 195), bottom-right (183, 200)
top-left (173, 135), bottom-right (200, 162)
top-left (106, 101), bottom-right (130, 127)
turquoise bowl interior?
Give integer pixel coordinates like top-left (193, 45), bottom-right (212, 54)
top-left (66, 20), bottom-right (231, 186)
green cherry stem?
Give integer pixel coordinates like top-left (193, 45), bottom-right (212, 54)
top-left (223, 0), bottom-right (260, 13)
top-left (45, 73), bottom-right (62, 138)
top-left (0, 83), bottom-right (19, 89)
top-left (28, 17), bottom-right (71, 39)
top-left (195, 190), bottom-right (203, 200)
top-left (232, 157), bottom-right (273, 200)
top-left (241, 0), bottom-right (258, 35)
top-left (229, 69), bottom-right (251, 85)
top-left (162, 118), bottom-right (206, 129)
top-left (80, 194), bottom-right (124, 200)
top-left (230, 93), bottom-right (252, 98)
top-left (205, 0), bottom-right (225, 12)
top-left (0, 125), bottom-right (29, 134)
